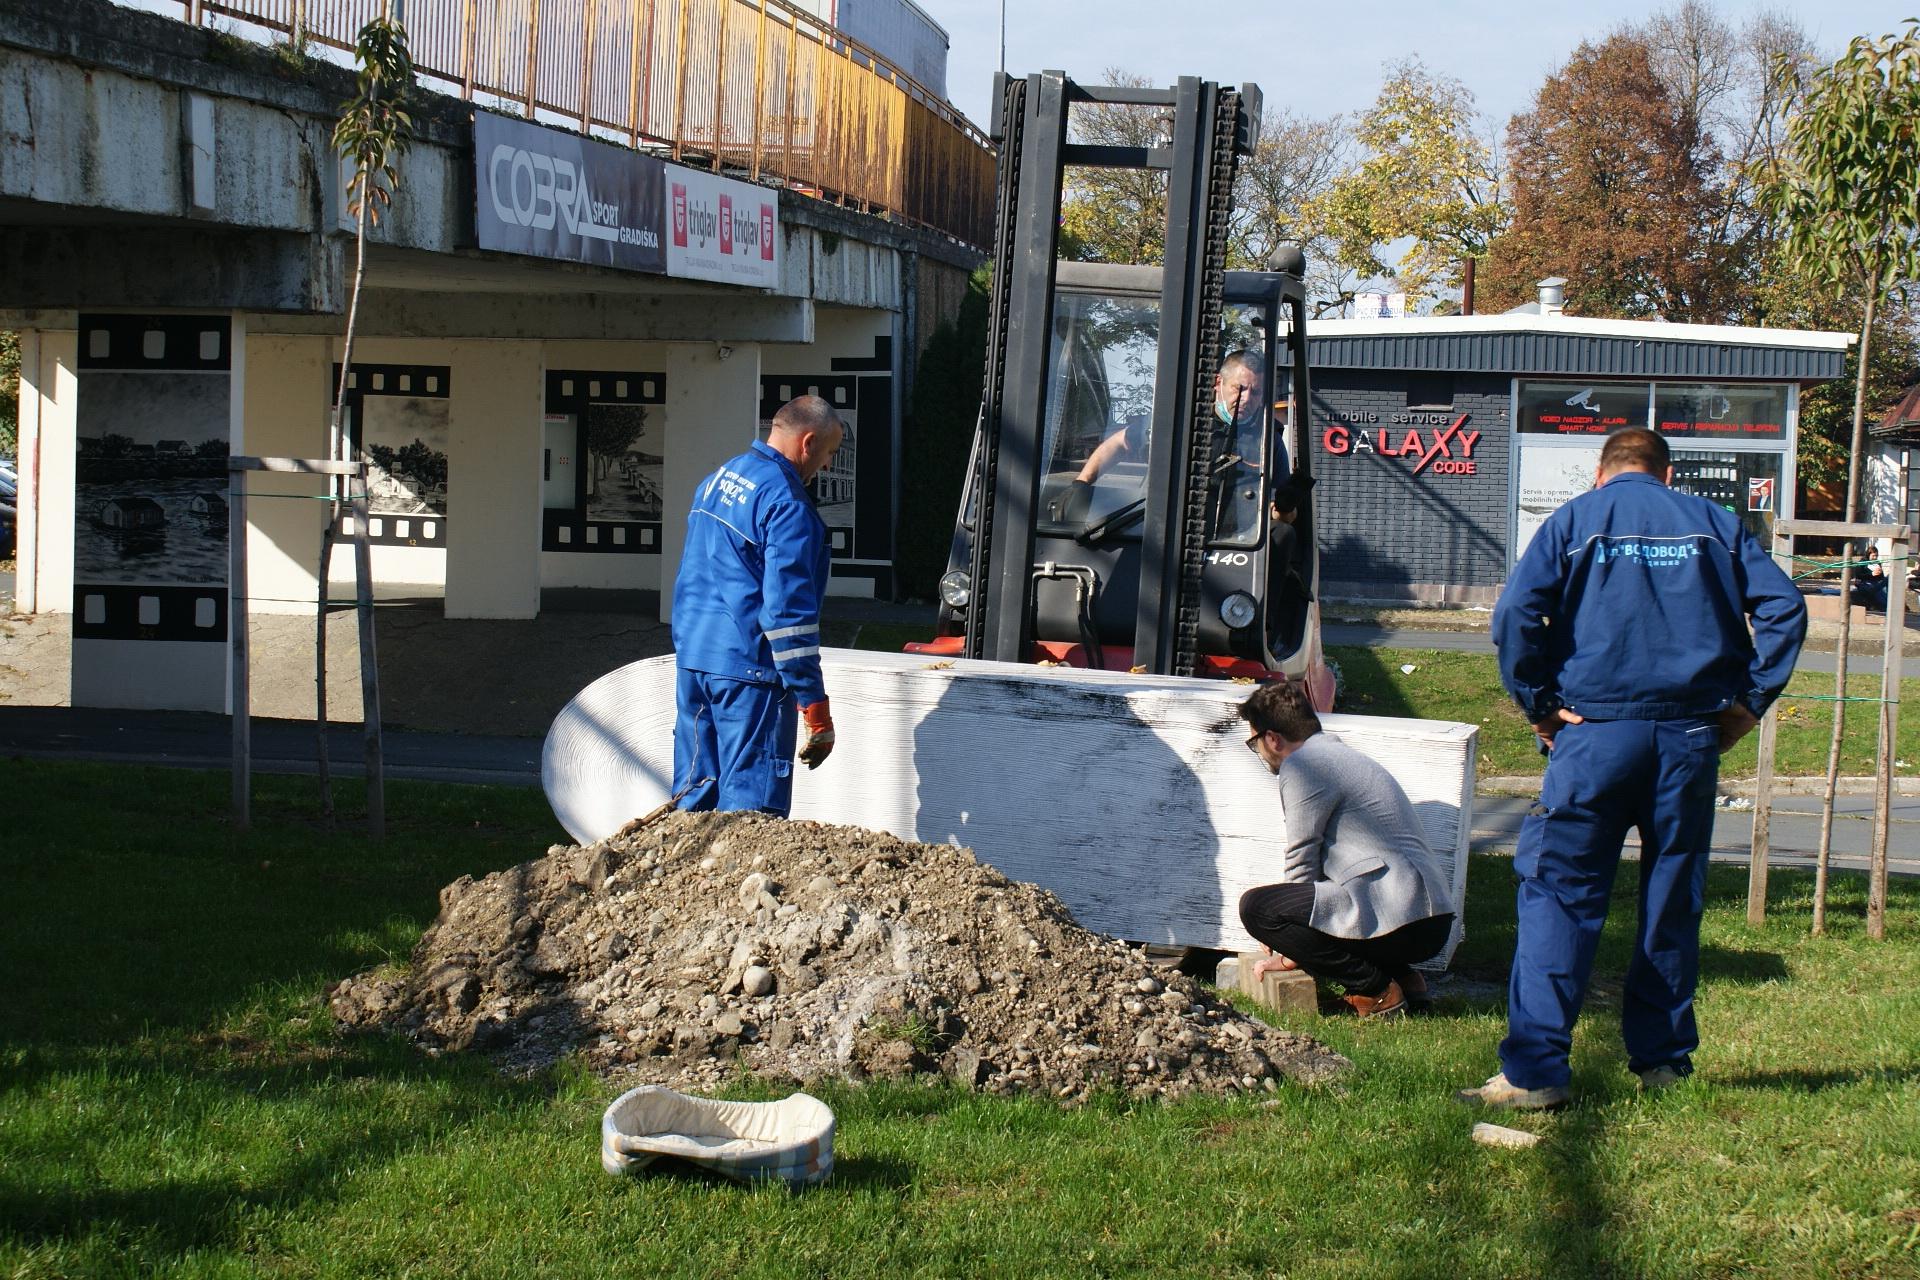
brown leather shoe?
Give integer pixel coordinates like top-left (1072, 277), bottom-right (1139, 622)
top-left (1399, 970), bottom-right (1434, 1013)
top-left (1342, 980), bottom-right (1407, 1019)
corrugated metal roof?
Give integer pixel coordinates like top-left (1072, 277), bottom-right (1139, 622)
top-left (1308, 330), bottom-right (1847, 382)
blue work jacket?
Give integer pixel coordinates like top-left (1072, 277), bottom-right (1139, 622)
top-left (672, 440), bottom-right (830, 706)
top-left (1494, 470), bottom-right (1806, 723)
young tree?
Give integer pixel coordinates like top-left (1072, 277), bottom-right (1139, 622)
top-left (1478, 34), bottom-right (1732, 320)
top-left (1759, 19), bottom-right (1920, 932)
top-left (1308, 59), bottom-right (1506, 313)
top-left (331, 16), bottom-right (416, 435)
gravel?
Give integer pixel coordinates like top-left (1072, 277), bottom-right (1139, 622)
top-left (329, 810), bottom-right (1349, 1101)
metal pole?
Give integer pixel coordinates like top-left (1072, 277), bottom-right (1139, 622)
top-left (228, 462), bottom-right (250, 831)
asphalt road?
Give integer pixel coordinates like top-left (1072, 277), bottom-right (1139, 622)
top-left (1322, 622), bottom-right (1910, 677)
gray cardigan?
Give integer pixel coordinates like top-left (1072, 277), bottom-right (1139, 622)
top-left (1275, 733), bottom-right (1455, 939)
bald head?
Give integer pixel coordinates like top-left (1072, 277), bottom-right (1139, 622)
top-left (1597, 427), bottom-right (1673, 486)
top-left (768, 394), bottom-right (845, 482)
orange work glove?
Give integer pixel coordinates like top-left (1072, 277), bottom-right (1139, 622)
top-left (798, 699), bottom-right (835, 769)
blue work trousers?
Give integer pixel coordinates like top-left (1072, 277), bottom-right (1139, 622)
top-left (672, 668), bottom-right (798, 816)
top-left (1500, 717), bottom-right (1719, 1090)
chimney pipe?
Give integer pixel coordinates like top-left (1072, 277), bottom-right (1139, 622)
top-left (1537, 277), bottom-right (1567, 316)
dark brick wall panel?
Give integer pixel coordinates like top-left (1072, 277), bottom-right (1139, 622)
top-left (1305, 369), bottom-right (1512, 600)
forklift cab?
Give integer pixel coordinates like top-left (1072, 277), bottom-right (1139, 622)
top-left (928, 259), bottom-right (1328, 697)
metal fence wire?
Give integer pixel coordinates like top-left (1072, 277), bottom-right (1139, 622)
top-left (181, 0), bottom-right (995, 245)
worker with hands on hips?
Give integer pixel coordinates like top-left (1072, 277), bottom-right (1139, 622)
top-left (1461, 426), bottom-right (1806, 1112)
top-left (669, 395), bottom-right (844, 816)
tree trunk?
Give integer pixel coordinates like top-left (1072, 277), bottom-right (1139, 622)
top-left (1812, 289), bottom-right (1876, 935)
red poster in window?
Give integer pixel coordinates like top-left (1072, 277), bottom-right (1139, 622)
top-left (1748, 477), bottom-right (1774, 512)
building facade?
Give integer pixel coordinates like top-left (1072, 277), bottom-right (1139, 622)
top-left (1304, 314), bottom-right (1853, 605)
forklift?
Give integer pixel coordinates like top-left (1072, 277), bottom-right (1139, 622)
top-left (907, 70), bottom-right (1333, 708)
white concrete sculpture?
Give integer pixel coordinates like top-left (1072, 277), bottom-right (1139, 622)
top-left (543, 651), bottom-right (1478, 962)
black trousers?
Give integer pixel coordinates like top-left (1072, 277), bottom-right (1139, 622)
top-left (1239, 882), bottom-right (1453, 997)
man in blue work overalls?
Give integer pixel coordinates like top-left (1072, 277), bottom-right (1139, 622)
top-left (1462, 427), bottom-right (1806, 1110)
top-left (670, 395), bottom-right (844, 816)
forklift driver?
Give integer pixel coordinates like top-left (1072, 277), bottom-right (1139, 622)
top-left (1058, 352), bottom-right (1273, 527)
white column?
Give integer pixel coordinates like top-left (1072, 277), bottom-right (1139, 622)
top-left (444, 341), bottom-right (544, 619)
top-left (239, 334), bottom-right (333, 614)
top-left (658, 343), bottom-right (763, 624)
top-left (15, 329), bottom-right (79, 616)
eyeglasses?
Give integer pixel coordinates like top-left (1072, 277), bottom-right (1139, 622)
top-left (1245, 731), bottom-right (1265, 756)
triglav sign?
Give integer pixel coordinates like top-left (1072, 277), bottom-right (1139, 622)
top-left (667, 165), bottom-right (779, 289)
top-left (474, 111), bottom-right (665, 273)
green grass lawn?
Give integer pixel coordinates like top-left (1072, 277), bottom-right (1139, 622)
top-left (1332, 646), bottom-right (1919, 781)
top-left (3, 760), bottom-right (1917, 1278)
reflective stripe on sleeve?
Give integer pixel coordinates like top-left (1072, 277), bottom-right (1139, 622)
top-left (766, 624), bottom-right (817, 641)
top-left (772, 644), bottom-right (821, 662)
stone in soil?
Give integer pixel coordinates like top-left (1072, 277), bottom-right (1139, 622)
top-left (329, 810), bottom-right (1349, 1101)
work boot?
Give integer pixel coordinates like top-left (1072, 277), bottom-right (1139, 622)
top-left (1636, 1064), bottom-right (1686, 1093)
top-left (1455, 1071), bottom-right (1569, 1111)
top-left (1341, 980), bottom-right (1407, 1020)
top-left (1399, 969), bottom-right (1434, 1014)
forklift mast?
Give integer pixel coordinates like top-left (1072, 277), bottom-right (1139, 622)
top-left (966, 71), bottom-right (1261, 678)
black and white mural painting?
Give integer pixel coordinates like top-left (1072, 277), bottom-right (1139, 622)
top-left (72, 313), bottom-right (234, 713)
top-left (74, 373), bottom-right (231, 587)
top-left (363, 396), bottom-right (451, 520)
top-left (334, 364), bottom-right (452, 547)
top-left (759, 326), bottom-right (895, 593)
top-left (543, 371), bottom-right (667, 553)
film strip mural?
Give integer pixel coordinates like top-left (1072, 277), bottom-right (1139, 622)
top-left (760, 335), bottom-right (894, 592)
top-left (72, 313), bottom-right (235, 712)
top-left (541, 370), bottom-right (668, 554)
top-left (331, 363), bottom-right (452, 547)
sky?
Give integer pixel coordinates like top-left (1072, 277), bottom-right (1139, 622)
top-left (929, 1), bottom-right (1916, 134)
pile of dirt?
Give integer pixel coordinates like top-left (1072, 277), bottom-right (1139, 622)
top-left (329, 811), bottom-right (1349, 1100)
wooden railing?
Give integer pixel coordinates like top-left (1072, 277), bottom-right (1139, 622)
top-left (173, 0), bottom-right (995, 246)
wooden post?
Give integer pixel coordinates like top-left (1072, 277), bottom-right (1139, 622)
top-left (1747, 708), bottom-right (1778, 927)
top-left (711, 0), bottom-right (730, 169)
top-left (670, 0), bottom-right (692, 160)
top-left (783, 14), bottom-right (797, 183)
top-left (228, 462), bottom-right (250, 832)
top-left (579, 0), bottom-right (598, 131)
top-left (1866, 527), bottom-right (1909, 940)
top-left (459, 0), bottom-right (477, 99)
top-left (524, 0), bottom-right (542, 115)
top-left (749, 0), bottom-right (766, 179)
top-left (315, 520), bottom-right (336, 828)
top-left (629, 0), bottom-right (648, 143)
top-left (1747, 520), bottom-right (1792, 927)
top-left (351, 472), bottom-right (385, 840)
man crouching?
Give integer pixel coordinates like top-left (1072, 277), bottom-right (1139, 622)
top-left (1237, 680), bottom-right (1456, 1018)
